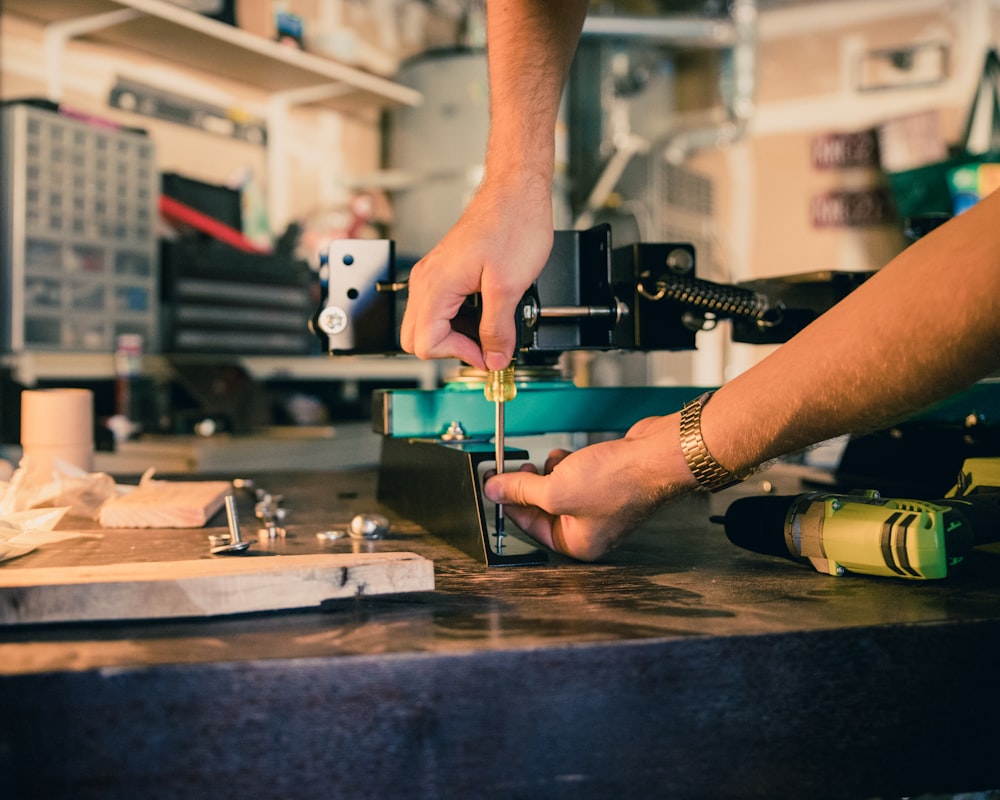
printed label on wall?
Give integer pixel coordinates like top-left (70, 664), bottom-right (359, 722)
top-left (811, 130), bottom-right (880, 170)
top-left (811, 188), bottom-right (896, 227)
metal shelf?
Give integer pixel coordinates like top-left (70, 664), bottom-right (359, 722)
top-left (3, 0), bottom-right (422, 111)
top-left (1, 352), bottom-right (443, 390)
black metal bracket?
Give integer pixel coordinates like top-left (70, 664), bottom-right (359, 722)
top-left (376, 438), bottom-right (549, 567)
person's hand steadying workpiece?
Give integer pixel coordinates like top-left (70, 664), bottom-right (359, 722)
top-left (399, 175), bottom-right (553, 370)
top-left (484, 413), bottom-right (699, 561)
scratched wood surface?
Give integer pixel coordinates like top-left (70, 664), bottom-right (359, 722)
top-left (5, 466), bottom-right (1000, 648)
top-left (4, 469), bottom-right (1000, 799)
top-left (0, 551), bottom-right (434, 624)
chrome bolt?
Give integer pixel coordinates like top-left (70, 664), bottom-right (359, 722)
top-left (349, 513), bottom-right (390, 540)
top-left (255, 492), bottom-right (287, 540)
top-left (211, 495), bottom-right (252, 555)
top-left (521, 298), bottom-right (540, 326)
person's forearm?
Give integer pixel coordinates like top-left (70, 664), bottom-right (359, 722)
top-left (702, 189), bottom-right (1000, 476)
top-left (483, 0), bottom-right (589, 186)
top-left (398, 1), bottom-right (589, 370)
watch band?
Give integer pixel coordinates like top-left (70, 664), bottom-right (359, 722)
top-left (679, 391), bottom-right (747, 492)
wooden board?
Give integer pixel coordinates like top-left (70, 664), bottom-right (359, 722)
top-left (0, 552), bottom-right (434, 625)
top-left (97, 481), bottom-right (231, 528)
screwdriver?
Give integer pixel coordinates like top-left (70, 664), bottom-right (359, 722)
top-left (485, 365), bottom-right (517, 540)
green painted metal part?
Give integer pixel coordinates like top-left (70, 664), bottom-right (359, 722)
top-left (372, 379), bottom-right (1000, 440)
top-left (373, 385), bottom-right (711, 438)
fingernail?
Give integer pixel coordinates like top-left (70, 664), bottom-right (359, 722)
top-left (485, 351), bottom-right (508, 371)
top-left (483, 477), bottom-right (502, 503)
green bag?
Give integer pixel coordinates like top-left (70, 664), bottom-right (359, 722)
top-left (886, 48), bottom-right (1000, 219)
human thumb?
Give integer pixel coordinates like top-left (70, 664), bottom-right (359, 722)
top-left (484, 466), bottom-right (542, 507)
top-left (478, 293), bottom-right (519, 372)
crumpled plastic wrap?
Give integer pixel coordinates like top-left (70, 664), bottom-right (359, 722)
top-left (0, 507), bottom-right (73, 562)
top-left (0, 455), bottom-right (119, 563)
top-left (1, 455), bottom-right (119, 517)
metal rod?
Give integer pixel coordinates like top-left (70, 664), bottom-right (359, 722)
top-left (539, 305), bottom-right (618, 318)
top-left (212, 494), bottom-right (252, 554)
top-left (580, 14), bottom-right (738, 47)
top-left (495, 398), bottom-right (505, 544)
top-left (225, 495), bottom-right (243, 543)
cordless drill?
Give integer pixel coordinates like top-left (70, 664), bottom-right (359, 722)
top-left (714, 487), bottom-right (1000, 579)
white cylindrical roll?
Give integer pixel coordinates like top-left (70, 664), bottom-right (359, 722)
top-left (20, 388), bottom-right (95, 472)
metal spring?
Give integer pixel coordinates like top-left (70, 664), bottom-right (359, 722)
top-left (637, 273), bottom-right (783, 328)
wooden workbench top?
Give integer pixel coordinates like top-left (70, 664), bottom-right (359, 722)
top-left (3, 465), bottom-right (1000, 799)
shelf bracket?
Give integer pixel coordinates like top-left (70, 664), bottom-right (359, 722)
top-left (42, 8), bottom-right (142, 101)
top-left (266, 84), bottom-right (353, 234)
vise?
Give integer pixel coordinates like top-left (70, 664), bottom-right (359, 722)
top-left (311, 223), bottom-right (793, 358)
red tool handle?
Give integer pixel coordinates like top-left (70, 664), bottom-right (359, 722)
top-left (159, 194), bottom-right (271, 254)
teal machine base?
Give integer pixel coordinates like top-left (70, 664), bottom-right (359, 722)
top-left (373, 385), bottom-right (707, 566)
top-left (370, 380), bottom-right (1000, 566)
top-left (373, 384), bottom-right (706, 439)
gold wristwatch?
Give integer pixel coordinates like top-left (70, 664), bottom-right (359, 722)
top-left (679, 391), bottom-right (748, 492)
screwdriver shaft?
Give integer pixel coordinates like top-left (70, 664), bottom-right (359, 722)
top-left (485, 365), bottom-right (515, 547)
top-left (495, 396), bottom-right (505, 538)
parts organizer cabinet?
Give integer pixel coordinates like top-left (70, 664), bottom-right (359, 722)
top-left (0, 102), bottom-right (159, 353)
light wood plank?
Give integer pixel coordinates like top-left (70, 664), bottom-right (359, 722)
top-left (97, 481), bottom-right (231, 528)
top-left (0, 552), bottom-right (434, 624)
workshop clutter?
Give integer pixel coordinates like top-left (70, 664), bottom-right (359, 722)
top-left (0, 101), bottom-right (160, 353)
top-left (0, 102), bottom-right (315, 358)
top-left (234, 0), bottom-right (469, 75)
top-left (880, 48), bottom-right (1000, 220)
top-left (159, 238), bottom-right (314, 355)
top-left (159, 172), bottom-right (316, 355)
